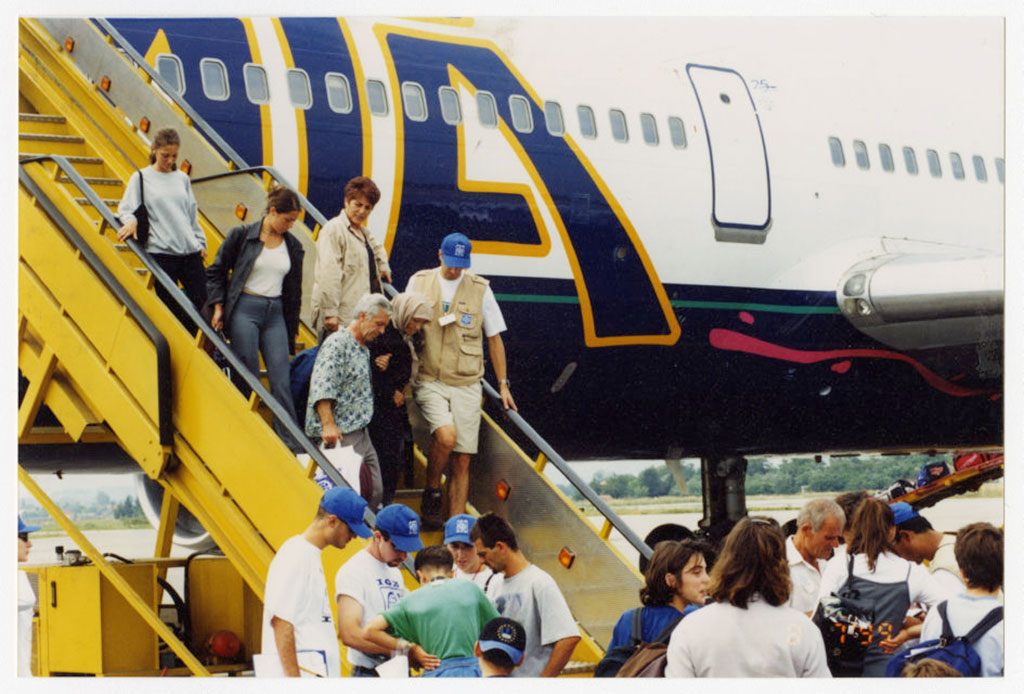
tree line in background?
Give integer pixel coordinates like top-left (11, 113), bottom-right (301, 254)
top-left (560, 455), bottom-right (939, 501)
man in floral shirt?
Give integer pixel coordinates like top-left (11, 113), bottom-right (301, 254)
top-left (306, 293), bottom-right (392, 509)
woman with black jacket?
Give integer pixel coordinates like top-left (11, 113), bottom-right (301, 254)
top-left (368, 292), bottom-right (433, 505)
top-left (206, 186), bottom-right (305, 450)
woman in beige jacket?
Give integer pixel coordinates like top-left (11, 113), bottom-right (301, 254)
top-left (309, 176), bottom-right (391, 338)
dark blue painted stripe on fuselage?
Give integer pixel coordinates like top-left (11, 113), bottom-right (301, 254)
top-left (108, 18), bottom-right (264, 170)
top-left (278, 18), bottom-right (362, 220)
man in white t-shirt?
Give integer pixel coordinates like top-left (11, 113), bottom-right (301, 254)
top-left (891, 502), bottom-right (964, 594)
top-left (445, 514), bottom-right (503, 603)
top-left (786, 498), bottom-right (845, 615)
top-left (471, 513), bottom-right (580, 677)
top-left (406, 233), bottom-right (517, 529)
top-left (259, 487), bottom-right (372, 677)
top-left (335, 503), bottom-right (423, 676)
top-left (18, 515), bottom-right (40, 677)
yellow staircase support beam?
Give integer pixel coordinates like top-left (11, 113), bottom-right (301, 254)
top-left (19, 331), bottom-right (102, 442)
top-left (17, 344), bottom-right (57, 439)
top-left (18, 466), bottom-right (211, 677)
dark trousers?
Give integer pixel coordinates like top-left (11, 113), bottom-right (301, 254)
top-left (150, 252), bottom-right (208, 334)
top-left (368, 405), bottom-right (411, 507)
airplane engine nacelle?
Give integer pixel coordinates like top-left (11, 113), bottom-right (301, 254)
top-left (135, 474), bottom-right (217, 551)
top-left (836, 250), bottom-right (1003, 352)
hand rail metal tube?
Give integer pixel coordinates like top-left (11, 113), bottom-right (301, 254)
top-left (19, 158), bottom-right (172, 447)
top-left (481, 380), bottom-right (653, 561)
top-left (191, 165), bottom-right (329, 230)
top-left (92, 18), bottom-right (252, 171)
top-left (19, 156), bottom-right (361, 515)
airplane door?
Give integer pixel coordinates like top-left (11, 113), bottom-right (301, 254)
top-left (687, 64), bottom-right (772, 243)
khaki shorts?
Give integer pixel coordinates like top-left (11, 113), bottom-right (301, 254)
top-left (411, 380), bottom-right (483, 455)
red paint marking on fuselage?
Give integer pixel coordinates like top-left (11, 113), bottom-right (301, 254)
top-left (708, 328), bottom-right (996, 398)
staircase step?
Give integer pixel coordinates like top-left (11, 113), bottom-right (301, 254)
top-left (19, 132), bottom-right (84, 144)
top-left (19, 113), bottom-right (66, 124)
top-left (20, 152), bottom-right (103, 165)
top-left (74, 197), bottom-right (120, 208)
top-left (58, 174), bottom-right (123, 187)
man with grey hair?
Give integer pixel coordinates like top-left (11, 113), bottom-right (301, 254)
top-left (787, 498), bottom-right (845, 615)
top-left (306, 293), bottom-right (393, 509)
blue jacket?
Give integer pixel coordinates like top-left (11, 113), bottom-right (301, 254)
top-left (205, 219), bottom-right (305, 353)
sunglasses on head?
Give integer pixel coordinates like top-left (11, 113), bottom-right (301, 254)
top-left (18, 532), bottom-right (29, 542)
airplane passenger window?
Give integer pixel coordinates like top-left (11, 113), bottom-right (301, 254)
top-left (995, 157), bottom-right (1004, 183)
top-left (640, 113), bottom-right (659, 145)
top-left (366, 79), bottom-right (389, 116)
top-left (243, 64), bottom-right (269, 104)
top-left (949, 152), bottom-right (965, 180)
top-left (287, 69), bottom-right (312, 109)
top-left (438, 86), bottom-right (462, 125)
top-left (609, 109), bottom-right (628, 143)
top-left (828, 137), bottom-right (845, 167)
top-left (878, 143), bottom-right (894, 172)
top-left (325, 73), bottom-right (353, 114)
top-left (577, 105), bottom-right (597, 139)
top-left (903, 146), bottom-right (918, 175)
top-left (401, 81), bottom-right (428, 122)
top-left (476, 91), bottom-right (498, 128)
top-left (544, 101), bottom-right (565, 136)
top-left (853, 140), bottom-right (869, 169)
top-left (972, 155), bottom-right (987, 182)
top-left (926, 149), bottom-right (941, 178)
top-left (200, 58), bottom-right (229, 101)
top-left (668, 116), bottom-right (687, 149)
top-left (509, 95), bottom-right (533, 133)
top-left (155, 54), bottom-right (185, 96)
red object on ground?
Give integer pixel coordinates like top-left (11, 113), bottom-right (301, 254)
top-left (208, 630), bottom-right (242, 659)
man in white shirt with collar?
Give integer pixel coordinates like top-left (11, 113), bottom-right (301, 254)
top-left (786, 498), bottom-right (845, 616)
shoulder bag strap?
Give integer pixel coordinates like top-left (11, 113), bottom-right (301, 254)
top-left (629, 607), bottom-right (643, 646)
top-left (652, 613), bottom-right (686, 644)
top-left (937, 601), bottom-right (954, 642)
top-left (137, 169), bottom-right (145, 206)
top-left (962, 605), bottom-right (1003, 644)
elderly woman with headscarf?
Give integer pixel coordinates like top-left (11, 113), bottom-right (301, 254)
top-left (367, 292), bottom-right (433, 505)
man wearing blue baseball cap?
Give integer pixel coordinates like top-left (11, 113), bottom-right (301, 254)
top-left (406, 232), bottom-right (517, 529)
top-left (258, 487), bottom-right (372, 677)
top-left (335, 503), bottom-right (423, 676)
top-left (476, 617), bottom-right (527, 677)
top-left (18, 515), bottom-right (41, 676)
top-left (445, 514), bottom-right (503, 603)
top-left (890, 501), bottom-right (963, 594)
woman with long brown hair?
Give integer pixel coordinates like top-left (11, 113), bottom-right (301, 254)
top-left (817, 498), bottom-right (948, 676)
top-left (665, 517), bottom-right (830, 677)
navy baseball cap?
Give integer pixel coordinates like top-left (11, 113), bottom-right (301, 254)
top-left (889, 501), bottom-right (920, 526)
top-left (479, 617), bottom-right (526, 664)
top-left (444, 514), bottom-right (476, 545)
top-left (376, 504), bottom-right (424, 553)
top-left (18, 515), bottom-right (40, 534)
top-left (440, 232), bottom-right (472, 268)
top-left (320, 488), bottom-right (372, 538)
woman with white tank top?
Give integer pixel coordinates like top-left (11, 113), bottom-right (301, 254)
top-left (206, 186), bottom-right (305, 450)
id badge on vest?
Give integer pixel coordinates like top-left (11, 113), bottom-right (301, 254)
top-left (455, 301), bottom-right (475, 330)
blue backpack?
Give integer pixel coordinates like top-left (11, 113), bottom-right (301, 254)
top-left (885, 601), bottom-right (1002, 677)
top-left (288, 345), bottom-right (320, 419)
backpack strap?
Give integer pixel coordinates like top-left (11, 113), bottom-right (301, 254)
top-left (651, 613), bottom-right (686, 645)
top-left (629, 607), bottom-right (644, 647)
top-left (962, 605), bottom-right (1003, 644)
top-left (937, 601), bottom-right (954, 643)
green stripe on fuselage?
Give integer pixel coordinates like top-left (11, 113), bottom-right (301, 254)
top-left (494, 293), bottom-right (841, 315)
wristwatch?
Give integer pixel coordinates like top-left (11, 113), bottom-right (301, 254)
top-left (500, 378), bottom-right (511, 387)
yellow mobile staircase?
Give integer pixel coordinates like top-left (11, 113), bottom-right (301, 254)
top-left (18, 16), bottom-right (649, 676)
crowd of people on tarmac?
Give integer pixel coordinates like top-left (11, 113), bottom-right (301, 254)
top-left (20, 130), bottom-right (987, 679)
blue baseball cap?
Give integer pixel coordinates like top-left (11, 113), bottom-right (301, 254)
top-left (376, 504), bottom-right (423, 553)
top-left (320, 488), bottom-right (372, 538)
top-left (889, 501), bottom-right (920, 526)
top-left (443, 514), bottom-right (476, 545)
top-left (479, 617), bottom-right (526, 664)
top-left (18, 515), bottom-right (40, 535)
top-left (440, 232), bottom-right (472, 268)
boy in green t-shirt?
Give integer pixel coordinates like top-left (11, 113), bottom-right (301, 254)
top-left (363, 545), bottom-right (499, 677)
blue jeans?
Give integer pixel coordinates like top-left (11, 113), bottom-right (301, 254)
top-left (421, 656), bottom-right (481, 678)
top-left (228, 293), bottom-right (301, 450)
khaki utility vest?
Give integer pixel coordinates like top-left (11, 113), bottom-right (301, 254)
top-left (412, 268), bottom-right (488, 386)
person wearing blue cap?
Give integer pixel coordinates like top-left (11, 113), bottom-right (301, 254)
top-left (258, 487), bottom-right (372, 677)
top-left (334, 503), bottom-right (423, 676)
top-left (476, 617), bottom-right (527, 676)
top-left (445, 514), bottom-right (503, 603)
top-left (406, 232), bottom-right (517, 529)
top-left (18, 515), bottom-right (41, 677)
top-left (890, 502), bottom-right (963, 594)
